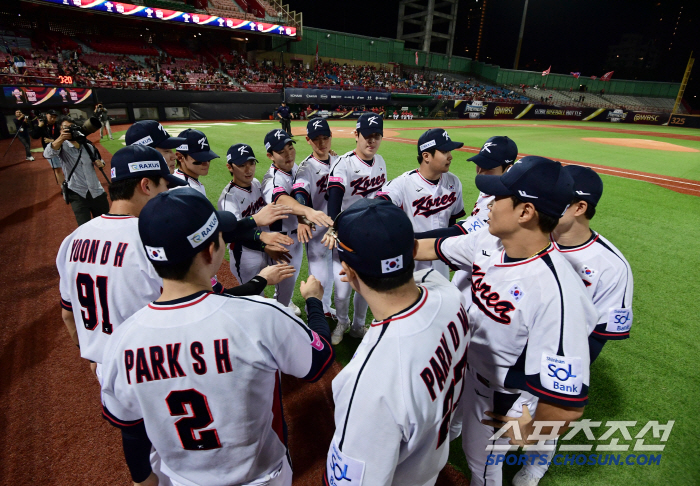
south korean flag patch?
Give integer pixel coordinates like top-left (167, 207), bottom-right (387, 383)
top-left (509, 283), bottom-right (524, 302)
top-left (581, 265), bottom-right (596, 278)
top-left (381, 255), bottom-right (403, 274)
top-left (145, 246), bottom-right (168, 261)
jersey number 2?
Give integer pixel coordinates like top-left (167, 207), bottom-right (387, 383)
top-left (76, 273), bottom-right (112, 334)
top-left (166, 389), bottom-right (222, 451)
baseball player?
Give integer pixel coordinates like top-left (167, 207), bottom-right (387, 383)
top-left (415, 157), bottom-right (597, 486)
top-left (125, 120), bottom-right (186, 173)
top-left (323, 198), bottom-right (469, 486)
top-left (512, 165), bottom-right (634, 486)
top-left (100, 188), bottom-right (335, 486)
top-left (377, 128), bottom-right (465, 278)
top-left (261, 129), bottom-right (334, 316)
top-left (323, 113), bottom-right (388, 344)
top-left (290, 118), bottom-right (338, 317)
top-left (218, 142), bottom-right (297, 290)
top-left (173, 129), bottom-right (219, 195)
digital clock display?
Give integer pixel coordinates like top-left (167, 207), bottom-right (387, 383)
top-left (59, 76), bottom-right (73, 84)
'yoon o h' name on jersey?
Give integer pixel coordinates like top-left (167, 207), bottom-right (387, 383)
top-left (378, 169), bottom-right (465, 232)
top-left (328, 151), bottom-right (387, 209)
top-left (218, 179), bottom-right (268, 230)
top-left (101, 292), bottom-right (333, 486)
top-left (291, 154), bottom-right (338, 212)
top-left (56, 215), bottom-right (162, 363)
top-left (326, 270), bottom-right (470, 486)
top-left (434, 229), bottom-right (596, 406)
top-left (261, 163), bottom-right (299, 234)
top-left (552, 231), bottom-right (633, 340)
top-left (173, 169), bottom-right (206, 196)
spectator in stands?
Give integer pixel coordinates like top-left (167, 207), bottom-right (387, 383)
top-left (94, 103), bottom-right (113, 140)
top-left (31, 109), bottom-right (65, 186)
top-left (13, 110), bottom-right (34, 161)
top-left (43, 116), bottom-right (109, 225)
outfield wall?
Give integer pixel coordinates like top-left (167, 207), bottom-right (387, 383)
top-left (455, 101), bottom-right (675, 126)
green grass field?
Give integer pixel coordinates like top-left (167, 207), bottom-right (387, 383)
top-left (101, 119), bottom-right (700, 485)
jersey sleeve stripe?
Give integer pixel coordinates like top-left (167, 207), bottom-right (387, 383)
top-left (102, 405), bottom-right (144, 428)
top-left (525, 382), bottom-right (589, 405)
top-left (60, 298), bottom-right (72, 311)
top-left (327, 181), bottom-right (345, 192)
top-left (302, 335), bottom-right (334, 382)
top-left (435, 238), bottom-right (460, 271)
top-left (271, 190), bottom-right (289, 204)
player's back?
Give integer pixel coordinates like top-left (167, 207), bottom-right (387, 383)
top-left (56, 215), bottom-right (162, 363)
top-left (102, 292), bottom-right (317, 486)
top-left (329, 270), bottom-right (469, 485)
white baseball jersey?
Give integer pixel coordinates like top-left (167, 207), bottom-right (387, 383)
top-left (56, 215), bottom-right (162, 363)
top-left (218, 179), bottom-right (268, 282)
top-left (326, 270), bottom-right (470, 486)
top-left (378, 169), bottom-right (465, 232)
top-left (173, 169), bottom-right (206, 196)
top-left (292, 154), bottom-right (338, 212)
top-left (458, 192), bottom-right (493, 234)
top-left (328, 151), bottom-right (387, 210)
top-left (261, 163), bottom-right (299, 234)
top-left (435, 230), bottom-right (596, 406)
top-left (101, 291), bottom-right (333, 486)
top-left (552, 231), bottom-right (633, 340)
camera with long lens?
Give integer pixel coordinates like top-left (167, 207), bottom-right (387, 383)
top-left (67, 116), bottom-right (102, 143)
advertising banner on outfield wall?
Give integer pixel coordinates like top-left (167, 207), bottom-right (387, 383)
top-left (285, 88), bottom-right (391, 105)
top-left (456, 102), bottom-right (668, 125)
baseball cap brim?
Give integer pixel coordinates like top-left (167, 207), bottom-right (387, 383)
top-left (164, 174), bottom-right (188, 187)
top-left (269, 138), bottom-right (296, 152)
top-left (189, 150), bottom-right (220, 162)
top-left (156, 136), bottom-right (188, 150)
top-left (475, 174), bottom-right (512, 196)
top-left (231, 156), bottom-right (258, 166)
top-left (358, 128), bottom-right (383, 137)
top-left (437, 140), bottom-right (464, 152)
top-left (468, 152), bottom-right (502, 170)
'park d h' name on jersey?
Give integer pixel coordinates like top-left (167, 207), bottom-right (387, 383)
top-left (376, 169), bottom-right (465, 232)
top-left (327, 151), bottom-right (387, 209)
top-left (56, 215), bottom-right (163, 363)
top-left (552, 231), bottom-right (633, 341)
top-left (291, 153), bottom-right (338, 213)
top-left (261, 163), bottom-right (299, 234)
top-left (326, 270), bottom-right (469, 486)
top-left (173, 169), bottom-right (206, 196)
top-left (101, 291), bottom-right (333, 486)
top-left (435, 230), bottom-right (597, 406)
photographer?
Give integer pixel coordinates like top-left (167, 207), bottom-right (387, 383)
top-left (274, 100), bottom-right (292, 133)
top-left (43, 116), bottom-right (109, 225)
top-left (94, 103), bottom-right (113, 140)
top-left (13, 109), bottom-right (34, 161)
top-left (30, 109), bottom-right (65, 185)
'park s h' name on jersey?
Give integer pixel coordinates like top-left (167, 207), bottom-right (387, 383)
top-left (328, 151), bottom-right (387, 209)
top-left (101, 292), bottom-right (333, 486)
top-left (56, 215), bottom-right (162, 363)
top-left (326, 270), bottom-right (469, 486)
top-left (435, 230), bottom-right (596, 407)
top-left (291, 154), bottom-right (338, 213)
top-left (553, 231), bottom-right (633, 341)
top-left (378, 169), bottom-right (465, 232)
top-left (262, 163), bottom-right (299, 234)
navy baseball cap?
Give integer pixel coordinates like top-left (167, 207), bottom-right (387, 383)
top-left (475, 156), bottom-right (574, 218)
top-left (417, 128), bottom-right (464, 154)
top-left (110, 145), bottom-right (187, 187)
top-left (227, 143), bottom-right (257, 166)
top-left (356, 113), bottom-right (383, 138)
top-left (335, 198), bottom-right (414, 278)
top-left (307, 118), bottom-right (331, 139)
top-left (264, 129), bottom-right (295, 153)
top-left (139, 188), bottom-right (238, 266)
top-left (125, 120), bottom-right (186, 149)
top-left (468, 136), bottom-right (518, 170)
top-left (564, 165), bottom-right (603, 207)
top-left (176, 129), bottom-right (219, 162)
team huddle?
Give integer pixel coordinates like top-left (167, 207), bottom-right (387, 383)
top-left (56, 114), bottom-right (633, 486)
